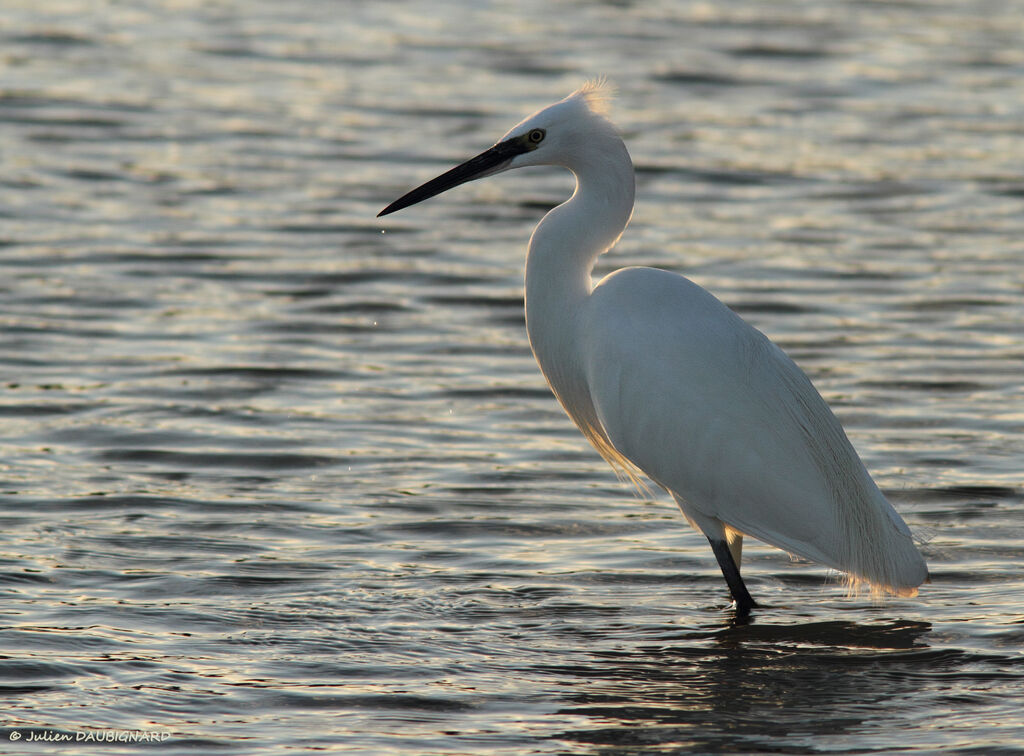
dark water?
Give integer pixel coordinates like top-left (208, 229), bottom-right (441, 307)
top-left (2, 1), bottom-right (1023, 753)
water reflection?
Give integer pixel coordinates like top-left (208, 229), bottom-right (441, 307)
top-left (552, 621), bottom-right (933, 752)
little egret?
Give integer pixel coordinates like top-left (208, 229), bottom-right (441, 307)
top-left (378, 82), bottom-right (927, 613)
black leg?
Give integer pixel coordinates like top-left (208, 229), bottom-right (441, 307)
top-left (708, 537), bottom-right (757, 615)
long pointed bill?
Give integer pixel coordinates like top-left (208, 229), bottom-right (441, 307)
top-left (378, 138), bottom-right (529, 217)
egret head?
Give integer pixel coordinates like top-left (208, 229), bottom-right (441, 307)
top-left (378, 80), bottom-right (616, 217)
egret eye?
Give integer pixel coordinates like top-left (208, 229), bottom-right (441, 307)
top-left (527, 128), bottom-right (545, 144)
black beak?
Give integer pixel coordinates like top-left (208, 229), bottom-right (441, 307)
top-left (378, 139), bottom-right (528, 217)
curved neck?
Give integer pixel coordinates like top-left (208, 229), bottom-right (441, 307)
top-left (523, 133), bottom-right (634, 433)
top-left (524, 135), bottom-right (635, 336)
top-left (522, 133), bottom-right (635, 468)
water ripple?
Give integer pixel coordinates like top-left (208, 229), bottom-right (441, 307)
top-left (1, 0), bottom-right (1022, 753)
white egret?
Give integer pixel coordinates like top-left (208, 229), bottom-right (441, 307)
top-left (378, 81), bottom-right (927, 613)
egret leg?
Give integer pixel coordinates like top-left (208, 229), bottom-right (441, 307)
top-left (709, 537), bottom-right (757, 615)
top-left (725, 527), bottom-right (743, 567)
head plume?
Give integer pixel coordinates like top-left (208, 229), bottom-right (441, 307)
top-left (569, 78), bottom-right (614, 116)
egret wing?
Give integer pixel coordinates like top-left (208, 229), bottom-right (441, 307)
top-left (581, 267), bottom-right (925, 591)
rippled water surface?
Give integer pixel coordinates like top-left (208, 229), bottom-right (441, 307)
top-left (2, 1), bottom-right (1023, 753)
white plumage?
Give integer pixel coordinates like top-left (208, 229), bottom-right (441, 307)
top-left (380, 82), bottom-right (928, 612)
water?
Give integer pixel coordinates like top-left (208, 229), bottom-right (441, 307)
top-left (1, 0), bottom-right (1023, 752)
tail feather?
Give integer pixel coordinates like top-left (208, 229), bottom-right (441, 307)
top-left (718, 483), bottom-right (927, 597)
top-left (781, 486), bottom-right (927, 597)
top-left (828, 482), bottom-right (927, 597)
